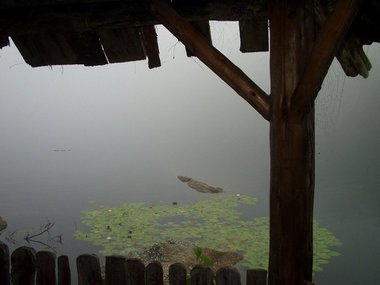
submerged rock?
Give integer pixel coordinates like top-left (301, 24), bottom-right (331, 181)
top-left (177, 176), bottom-right (223, 194)
top-left (0, 216), bottom-right (7, 231)
top-left (136, 239), bottom-right (243, 284)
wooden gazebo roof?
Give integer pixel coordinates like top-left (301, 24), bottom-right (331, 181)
top-left (0, 0), bottom-right (379, 77)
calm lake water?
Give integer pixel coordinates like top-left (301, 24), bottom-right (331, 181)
top-left (0, 24), bottom-right (379, 284)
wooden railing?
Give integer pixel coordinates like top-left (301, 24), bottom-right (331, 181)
top-left (0, 242), bottom-right (269, 285)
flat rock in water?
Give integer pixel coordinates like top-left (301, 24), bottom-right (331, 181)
top-left (0, 216), bottom-right (7, 231)
top-left (136, 239), bottom-right (243, 284)
top-left (177, 176), bottom-right (223, 194)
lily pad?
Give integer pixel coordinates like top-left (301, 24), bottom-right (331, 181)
top-left (74, 194), bottom-right (340, 273)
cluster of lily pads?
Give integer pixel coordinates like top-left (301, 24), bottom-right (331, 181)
top-left (74, 194), bottom-right (340, 272)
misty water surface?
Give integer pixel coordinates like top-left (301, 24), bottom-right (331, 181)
top-left (0, 23), bottom-right (379, 284)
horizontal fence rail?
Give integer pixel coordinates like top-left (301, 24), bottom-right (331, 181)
top-left (0, 241), bottom-right (271, 285)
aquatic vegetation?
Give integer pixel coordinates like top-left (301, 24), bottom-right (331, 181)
top-left (74, 194), bottom-right (341, 272)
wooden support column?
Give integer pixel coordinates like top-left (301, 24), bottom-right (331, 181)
top-left (269, 0), bottom-right (363, 284)
top-left (268, 1), bottom-right (315, 284)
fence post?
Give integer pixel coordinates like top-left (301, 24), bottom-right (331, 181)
top-left (105, 255), bottom-right (127, 285)
top-left (76, 254), bottom-right (102, 285)
top-left (58, 255), bottom-right (71, 285)
top-left (169, 262), bottom-right (187, 285)
top-left (11, 246), bottom-right (37, 285)
top-left (126, 258), bottom-right (145, 285)
top-left (190, 265), bottom-right (214, 285)
top-left (215, 267), bottom-right (241, 285)
top-left (36, 250), bottom-right (57, 285)
top-left (0, 241), bottom-right (10, 285)
top-left (246, 269), bottom-right (267, 285)
top-left (146, 261), bottom-right (163, 285)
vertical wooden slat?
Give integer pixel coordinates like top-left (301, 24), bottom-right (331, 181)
top-left (98, 28), bottom-right (146, 63)
top-left (190, 265), bottom-right (213, 285)
top-left (246, 269), bottom-right (267, 285)
top-left (186, 21), bottom-right (212, 57)
top-left (146, 261), bottom-right (163, 285)
top-left (239, 17), bottom-right (269, 53)
top-left (215, 267), bottom-right (241, 285)
top-left (0, 241), bottom-right (10, 285)
top-left (169, 263), bottom-right (187, 285)
top-left (11, 246), bottom-right (37, 285)
top-left (76, 254), bottom-right (102, 285)
top-left (36, 251), bottom-right (57, 285)
top-left (140, 25), bottom-right (161, 69)
top-left (105, 255), bottom-right (127, 285)
top-left (58, 255), bottom-right (71, 285)
top-left (126, 258), bottom-right (145, 285)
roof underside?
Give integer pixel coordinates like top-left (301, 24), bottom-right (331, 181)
top-left (0, 0), bottom-right (379, 77)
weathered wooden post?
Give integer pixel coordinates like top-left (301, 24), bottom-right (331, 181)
top-left (11, 247), bottom-right (37, 285)
top-left (76, 254), bottom-right (103, 285)
top-left (36, 250), bottom-right (57, 285)
top-left (268, 1), bottom-right (316, 284)
top-left (169, 263), bottom-right (187, 285)
top-left (268, 0), bottom-right (363, 284)
top-left (0, 241), bottom-right (10, 285)
top-left (58, 255), bottom-right (71, 285)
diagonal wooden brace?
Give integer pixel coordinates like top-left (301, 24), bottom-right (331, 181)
top-left (290, 0), bottom-right (364, 120)
top-left (146, 0), bottom-right (271, 121)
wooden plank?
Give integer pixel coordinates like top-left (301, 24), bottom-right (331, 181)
top-left (146, 261), bottom-right (163, 285)
top-left (36, 251), bottom-right (57, 285)
top-left (140, 25), bottom-right (161, 69)
top-left (190, 265), bottom-right (213, 285)
top-left (169, 262), bottom-right (187, 285)
top-left (239, 17), bottom-right (268, 53)
top-left (76, 254), bottom-right (103, 285)
top-left (147, 0), bottom-right (270, 120)
top-left (246, 269), bottom-right (267, 285)
top-left (215, 267), bottom-right (241, 285)
top-left (11, 247), bottom-right (37, 285)
top-left (105, 255), bottom-right (127, 285)
top-left (58, 255), bottom-right (71, 285)
top-left (186, 21), bottom-right (212, 57)
top-left (98, 27), bottom-right (146, 63)
top-left (11, 31), bottom-right (108, 67)
top-left (0, 241), bottom-right (10, 285)
top-left (126, 258), bottom-right (145, 285)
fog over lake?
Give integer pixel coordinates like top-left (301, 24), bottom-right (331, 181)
top-left (0, 23), bottom-right (379, 284)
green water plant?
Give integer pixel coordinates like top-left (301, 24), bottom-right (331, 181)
top-left (74, 194), bottom-right (341, 272)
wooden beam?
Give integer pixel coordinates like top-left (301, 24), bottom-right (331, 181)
top-left (185, 21), bottom-right (212, 57)
top-left (290, 0), bottom-right (364, 120)
top-left (146, 0), bottom-right (271, 120)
